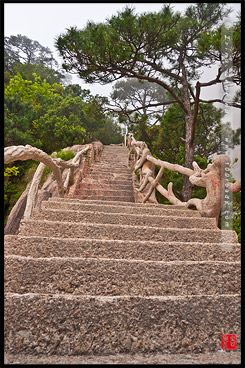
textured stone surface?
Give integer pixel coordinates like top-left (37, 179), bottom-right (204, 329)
top-left (4, 294), bottom-right (241, 355)
top-left (19, 219), bottom-right (238, 243)
top-left (43, 199), bottom-right (201, 217)
top-left (4, 351), bottom-right (242, 365)
top-left (72, 194), bottom-right (135, 202)
top-left (33, 207), bottom-right (217, 229)
top-left (50, 197), bottom-right (190, 209)
top-left (5, 235), bottom-right (241, 262)
top-left (5, 256), bottom-right (240, 296)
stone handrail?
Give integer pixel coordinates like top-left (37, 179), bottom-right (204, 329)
top-left (4, 144), bottom-right (94, 220)
top-left (126, 133), bottom-right (241, 223)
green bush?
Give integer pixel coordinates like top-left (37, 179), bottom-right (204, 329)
top-left (54, 149), bottom-right (75, 161)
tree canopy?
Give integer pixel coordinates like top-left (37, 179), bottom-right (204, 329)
top-left (56, 3), bottom-right (240, 200)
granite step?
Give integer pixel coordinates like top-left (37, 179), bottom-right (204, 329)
top-left (42, 200), bottom-right (202, 218)
top-left (49, 197), bottom-right (188, 209)
top-left (77, 183), bottom-right (134, 190)
top-left (87, 171), bottom-right (132, 179)
top-left (4, 293), bottom-right (240, 355)
top-left (71, 195), bottom-right (135, 202)
top-left (95, 162), bottom-right (129, 166)
top-left (18, 219), bottom-right (238, 243)
top-left (33, 207), bottom-right (217, 229)
top-left (72, 188), bottom-right (134, 197)
top-left (89, 166), bottom-right (131, 172)
top-left (89, 169), bottom-right (132, 175)
top-left (4, 351), bottom-right (242, 365)
top-left (5, 235), bottom-right (240, 262)
top-left (5, 255), bottom-right (240, 296)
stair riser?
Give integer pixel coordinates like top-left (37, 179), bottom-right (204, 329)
top-left (72, 196), bottom-right (135, 202)
top-left (49, 197), bottom-right (190, 209)
top-left (42, 201), bottom-right (202, 218)
top-left (89, 167), bottom-right (132, 175)
top-left (34, 209), bottom-right (216, 229)
top-left (5, 257), bottom-right (240, 296)
top-left (87, 173), bottom-right (132, 179)
top-left (4, 294), bottom-right (240, 355)
top-left (73, 190), bottom-right (134, 197)
top-left (19, 220), bottom-right (237, 243)
top-left (91, 163), bottom-right (129, 167)
top-left (94, 163), bottom-right (128, 167)
top-left (5, 236), bottom-right (240, 262)
top-left (83, 174), bottom-right (132, 184)
top-left (77, 184), bottom-right (134, 190)
top-left (81, 178), bottom-right (132, 184)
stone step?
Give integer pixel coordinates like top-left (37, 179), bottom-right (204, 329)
top-left (5, 235), bottom-right (240, 262)
top-left (99, 155), bottom-right (128, 159)
top-left (49, 197), bottom-right (187, 209)
top-left (90, 165), bottom-right (130, 171)
top-left (80, 178), bottom-right (133, 185)
top-left (4, 293), bottom-right (240, 355)
top-left (95, 161), bottom-right (129, 166)
top-left (34, 208), bottom-right (217, 229)
top-left (4, 351), bottom-right (242, 365)
top-left (5, 255), bottom-right (240, 296)
top-left (89, 168), bottom-right (131, 173)
top-left (72, 188), bottom-right (134, 197)
top-left (42, 200), bottom-right (202, 217)
top-left (88, 171), bottom-right (132, 179)
top-left (77, 183), bottom-right (133, 190)
top-left (19, 219), bottom-right (238, 243)
top-left (85, 176), bottom-right (132, 183)
top-left (71, 195), bottom-right (135, 202)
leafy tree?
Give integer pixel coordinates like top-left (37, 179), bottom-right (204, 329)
top-left (151, 103), bottom-right (240, 164)
top-left (4, 34), bottom-right (58, 72)
top-left (36, 95), bottom-right (87, 152)
top-left (4, 94), bottom-right (40, 147)
top-left (5, 73), bottom-right (64, 112)
top-left (94, 119), bottom-right (123, 145)
top-left (64, 84), bottom-right (91, 98)
top-left (56, 3), bottom-right (240, 200)
top-left (10, 63), bottom-right (65, 85)
top-left (110, 78), bottom-right (167, 122)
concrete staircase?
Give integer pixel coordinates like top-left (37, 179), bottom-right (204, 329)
top-left (4, 144), bottom-right (241, 364)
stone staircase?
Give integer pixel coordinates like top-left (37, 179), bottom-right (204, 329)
top-left (4, 144), bottom-right (241, 364)
top-left (71, 144), bottom-right (135, 202)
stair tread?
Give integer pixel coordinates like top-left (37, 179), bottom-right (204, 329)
top-left (5, 235), bottom-right (240, 261)
top-left (34, 207), bottom-right (216, 229)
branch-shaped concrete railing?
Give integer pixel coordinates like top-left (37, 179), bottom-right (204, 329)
top-left (4, 144), bottom-right (93, 220)
top-left (127, 133), bottom-right (241, 223)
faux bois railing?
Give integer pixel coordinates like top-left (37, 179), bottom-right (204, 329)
top-left (126, 133), bottom-right (241, 224)
top-left (4, 142), bottom-right (103, 223)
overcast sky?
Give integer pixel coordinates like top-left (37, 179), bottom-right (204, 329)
top-left (4, 2), bottom-right (241, 178)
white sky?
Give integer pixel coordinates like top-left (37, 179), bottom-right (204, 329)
top-left (4, 2), bottom-right (241, 178)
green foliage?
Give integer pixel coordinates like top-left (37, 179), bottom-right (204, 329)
top-left (151, 103), bottom-right (240, 162)
top-left (4, 166), bottom-right (19, 177)
top-left (4, 34), bottom-right (58, 72)
top-left (55, 149), bottom-right (75, 161)
top-left (94, 119), bottom-right (123, 145)
top-left (36, 95), bottom-right (87, 152)
top-left (11, 63), bottom-right (65, 85)
top-left (5, 73), bottom-right (64, 112)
